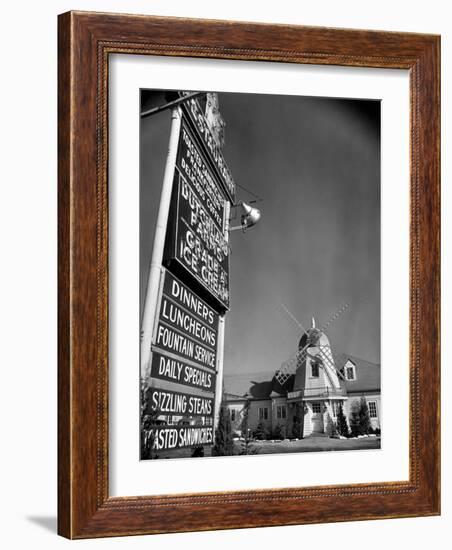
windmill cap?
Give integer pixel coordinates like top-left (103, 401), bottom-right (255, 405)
top-left (298, 327), bottom-right (327, 349)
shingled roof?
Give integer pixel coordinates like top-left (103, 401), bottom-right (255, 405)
top-left (223, 370), bottom-right (293, 401)
top-left (223, 353), bottom-right (380, 400)
top-left (335, 353), bottom-right (380, 393)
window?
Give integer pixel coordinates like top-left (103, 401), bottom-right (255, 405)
top-left (312, 402), bottom-right (322, 413)
top-left (276, 405), bottom-right (287, 419)
top-left (311, 362), bottom-right (320, 377)
top-left (368, 401), bottom-right (378, 418)
top-left (344, 360), bottom-right (356, 380)
top-left (258, 407), bottom-right (269, 420)
top-left (230, 409), bottom-right (236, 422)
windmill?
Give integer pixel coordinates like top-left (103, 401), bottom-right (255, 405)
top-left (275, 303), bottom-right (349, 387)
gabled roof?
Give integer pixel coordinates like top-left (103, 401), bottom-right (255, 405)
top-left (223, 353), bottom-right (380, 400)
top-left (334, 353), bottom-right (380, 393)
top-left (223, 370), bottom-right (293, 401)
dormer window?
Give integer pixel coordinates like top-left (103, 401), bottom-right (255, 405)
top-left (344, 360), bottom-right (356, 381)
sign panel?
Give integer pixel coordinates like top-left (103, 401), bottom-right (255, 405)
top-left (153, 321), bottom-right (217, 370)
top-left (150, 350), bottom-right (216, 392)
top-left (151, 269), bottom-right (218, 395)
top-left (146, 387), bottom-right (214, 417)
top-left (167, 174), bottom-right (230, 310)
top-left (162, 268), bottom-right (219, 327)
top-left (159, 269), bottom-right (219, 349)
top-left (151, 425), bottom-right (214, 451)
top-left (180, 96), bottom-right (236, 203)
top-left (177, 122), bottom-right (226, 231)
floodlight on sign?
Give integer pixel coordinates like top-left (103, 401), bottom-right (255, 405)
top-left (229, 201), bottom-right (262, 232)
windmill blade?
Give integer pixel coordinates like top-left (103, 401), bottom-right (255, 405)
top-left (276, 341), bottom-right (310, 385)
top-left (282, 341), bottom-right (310, 371)
top-left (318, 344), bottom-right (346, 381)
top-left (280, 304), bottom-right (309, 336)
top-left (276, 304), bottom-right (350, 386)
top-left (309, 350), bottom-right (337, 387)
top-left (319, 302), bottom-right (349, 333)
top-left (276, 304), bottom-right (310, 385)
top-left (275, 369), bottom-right (291, 386)
top-left (316, 303), bottom-right (349, 381)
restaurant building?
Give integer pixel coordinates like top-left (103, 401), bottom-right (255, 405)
top-left (224, 321), bottom-right (380, 438)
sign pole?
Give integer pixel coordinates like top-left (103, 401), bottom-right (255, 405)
top-left (141, 106), bottom-right (182, 380)
top-left (214, 200), bottom-right (230, 432)
top-left (214, 316), bottom-right (225, 431)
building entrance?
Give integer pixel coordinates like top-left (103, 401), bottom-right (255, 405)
top-left (311, 402), bottom-right (324, 433)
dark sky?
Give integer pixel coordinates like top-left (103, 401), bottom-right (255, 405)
top-left (140, 92), bottom-right (380, 377)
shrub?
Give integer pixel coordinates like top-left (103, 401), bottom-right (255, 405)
top-left (336, 402), bottom-right (350, 438)
top-left (191, 445), bottom-right (204, 457)
top-left (272, 423), bottom-right (283, 440)
top-left (349, 400), bottom-right (361, 437)
top-left (240, 399), bottom-right (250, 438)
top-left (325, 413), bottom-right (338, 438)
top-left (349, 397), bottom-right (372, 436)
top-left (238, 442), bottom-right (260, 455)
top-left (140, 380), bottom-right (160, 459)
top-left (358, 397), bottom-right (372, 435)
top-left (140, 414), bottom-right (159, 459)
top-left (292, 403), bottom-right (303, 439)
top-left (212, 398), bottom-right (234, 456)
top-left (253, 421), bottom-right (268, 440)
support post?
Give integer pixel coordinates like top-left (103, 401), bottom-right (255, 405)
top-left (140, 106), bottom-right (182, 380)
top-left (214, 315), bottom-right (226, 431)
top-left (213, 201), bottom-right (231, 432)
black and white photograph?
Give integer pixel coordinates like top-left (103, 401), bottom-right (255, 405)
top-left (0, 0), bottom-right (445, 545)
top-left (140, 89), bottom-right (381, 460)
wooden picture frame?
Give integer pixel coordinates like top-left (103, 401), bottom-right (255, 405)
top-left (58, 11), bottom-right (440, 539)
